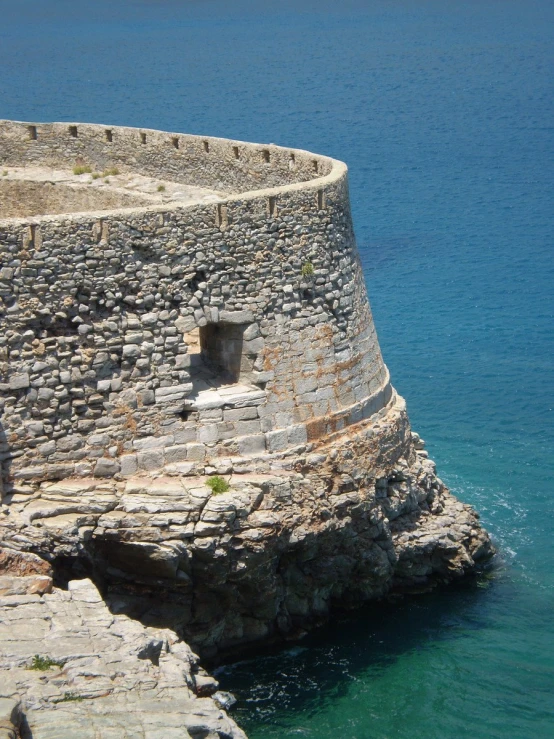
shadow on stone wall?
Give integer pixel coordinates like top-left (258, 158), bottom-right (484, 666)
top-left (0, 419), bottom-right (12, 499)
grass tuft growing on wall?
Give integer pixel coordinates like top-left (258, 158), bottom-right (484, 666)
top-left (206, 476), bottom-right (230, 494)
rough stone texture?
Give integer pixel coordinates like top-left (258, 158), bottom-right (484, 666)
top-left (0, 121), bottom-right (494, 735)
top-left (0, 395), bottom-right (493, 660)
top-left (0, 578), bottom-right (246, 738)
top-left (0, 120), bottom-right (388, 486)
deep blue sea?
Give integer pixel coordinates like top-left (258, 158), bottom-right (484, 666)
top-left (1, 1), bottom-right (553, 736)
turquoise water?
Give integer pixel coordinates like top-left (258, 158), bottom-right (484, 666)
top-left (1, 1), bottom-right (553, 736)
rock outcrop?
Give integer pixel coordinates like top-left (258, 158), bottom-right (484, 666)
top-left (0, 577), bottom-right (245, 739)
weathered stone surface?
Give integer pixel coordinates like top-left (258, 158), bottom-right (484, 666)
top-left (0, 121), bottom-right (494, 736)
top-left (0, 578), bottom-right (246, 739)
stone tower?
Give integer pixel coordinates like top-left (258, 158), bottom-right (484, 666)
top-left (0, 121), bottom-right (491, 655)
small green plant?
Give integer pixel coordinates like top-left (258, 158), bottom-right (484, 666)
top-left (73, 165), bottom-right (92, 175)
top-left (157, 184), bottom-right (166, 192)
top-left (301, 261), bottom-right (314, 277)
top-left (2, 170), bottom-right (7, 176)
top-left (91, 172), bottom-right (101, 180)
top-left (206, 476), bottom-right (230, 494)
top-left (102, 167), bottom-right (119, 177)
top-left (29, 655), bottom-right (64, 671)
top-left (56, 692), bottom-right (83, 703)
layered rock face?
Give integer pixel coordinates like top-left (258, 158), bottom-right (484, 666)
top-left (0, 121), bottom-right (493, 735)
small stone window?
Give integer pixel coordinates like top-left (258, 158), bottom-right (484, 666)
top-left (183, 322), bottom-right (261, 390)
top-left (69, 125), bottom-right (78, 138)
top-left (105, 129), bottom-right (113, 142)
top-left (140, 132), bottom-right (147, 145)
top-left (28, 125), bottom-right (37, 140)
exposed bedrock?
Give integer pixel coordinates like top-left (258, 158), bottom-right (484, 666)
top-left (0, 576), bottom-right (246, 739)
top-left (1, 394), bottom-right (493, 660)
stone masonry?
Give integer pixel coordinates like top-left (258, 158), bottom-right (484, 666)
top-left (0, 121), bottom-right (493, 736)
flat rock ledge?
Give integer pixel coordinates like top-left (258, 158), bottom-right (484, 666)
top-left (0, 576), bottom-right (245, 739)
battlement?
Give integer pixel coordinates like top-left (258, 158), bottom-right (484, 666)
top-left (0, 121), bottom-right (390, 487)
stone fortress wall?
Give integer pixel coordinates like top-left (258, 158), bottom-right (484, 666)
top-left (0, 120), bottom-right (391, 488)
top-left (0, 123), bottom-right (493, 705)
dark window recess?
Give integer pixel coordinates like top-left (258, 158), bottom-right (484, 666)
top-left (69, 126), bottom-right (78, 138)
top-left (203, 140), bottom-right (210, 153)
top-left (317, 189), bottom-right (325, 209)
top-left (262, 149), bottom-right (270, 163)
top-left (233, 146), bottom-right (240, 159)
top-left (172, 137), bottom-right (179, 149)
top-left (140, 132), bottom-right (147, 144)
top-left (28, 125), bottom-right (37, 140)
top-left (105, 129), bottom-right (113, 142)
top-left (268, 196), bottom-right (277, 217)
top-left (312, 160), bottom-right (319, 173)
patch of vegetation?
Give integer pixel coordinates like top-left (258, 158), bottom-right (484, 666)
top-left (157, 184), bottom-right (166, 192)
top-left (2, 170), bottom-right (7, 176)
top-left (301, 261), bottom-right (314, 277)
top-left (102, 167), bottom-right (120, 177)
top-left (91, 172), bottom-right (101, 180)
top-left (206, 476), bottom-right (230, 494)
top-left (28, 655), bottom-right (64, 671)
top-left (73, 165), bottom-right (92, 175)
top-left (56, 692), bottom-right (84, 703)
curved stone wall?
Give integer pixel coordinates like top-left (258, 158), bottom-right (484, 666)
top-left (0, 121), bottom-right (390, 488)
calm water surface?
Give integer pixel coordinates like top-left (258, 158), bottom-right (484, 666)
top-left (1, 1), bottom-right (553, 737)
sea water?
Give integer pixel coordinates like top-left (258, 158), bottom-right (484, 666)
top-left (1, 1), bottom-right (553, 737)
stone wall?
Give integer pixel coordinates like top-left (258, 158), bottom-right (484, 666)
top-left (0, 121), bottom-right (390, 489)
top-left (0, 121), bottom-right (494, 671)
top-left (0, 120), bottom-right (332, 196)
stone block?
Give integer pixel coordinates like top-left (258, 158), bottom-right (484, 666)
top-left (288, 424), bottom-right (308, 446)
top-left (223, 407), bottom-right (258, 422)
top-left (198, 424), bottom-right (219, 443)
top-left (243, 337), bottom-right (264, 354)
top-left (187, 443), bottom-right (206, 461)
top-left (122, 344), bottom-right (141, 358)
top-left (155, 383), bottom-right (193, 403)
top-left (237, 434), bottom-right (266, 456)
top-left (139, 388), bottom-right (155, 405)
top-left (119, 454), bottom-right (138, 476)
top-left (164, 445), bottom-right (189, 464)
top-left (174, 427), bottom-right (197, 444)
top-left (219, 310), bottom-right (255, 324)
top-left (266, 429), bottom-right (288, 453)
top-left (234, 420), bottom-right (262, 436)
top-left (137, 450), bottom-right (165, 471)
top-left (133, 434), bottom-right (174, 451)
top-left (9, 373), bottom-right (30, 390)
top-left (94, 458), bottom-right (121, 477)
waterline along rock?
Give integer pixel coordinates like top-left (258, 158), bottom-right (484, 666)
top-left (0, 121), bottom-right (493, 736)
